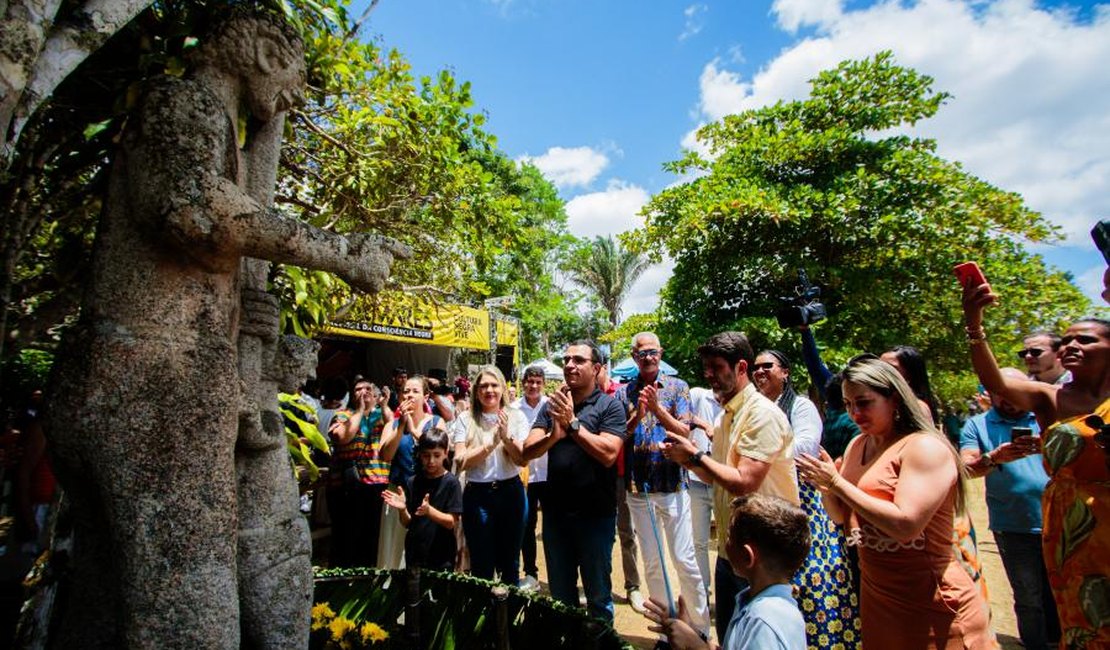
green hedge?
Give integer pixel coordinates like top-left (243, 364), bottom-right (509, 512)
top-left (312, 567), bottom-right (634, 650)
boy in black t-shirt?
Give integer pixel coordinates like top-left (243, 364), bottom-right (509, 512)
top-left (382, 428), bottom-right (462, 571)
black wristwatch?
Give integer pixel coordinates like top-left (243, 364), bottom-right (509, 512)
top-left (567, 418), bottom-right (582, 434)
top-left (688, 451), bottom-right (706, 467)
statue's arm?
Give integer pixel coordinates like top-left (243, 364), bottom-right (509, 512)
top-left (132, 80), bottom-right (410, 289)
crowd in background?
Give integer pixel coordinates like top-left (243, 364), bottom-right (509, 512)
top-left (1, 227), bottom-right (1107, 650)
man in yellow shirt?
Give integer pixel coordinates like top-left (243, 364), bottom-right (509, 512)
top-left (664, 331), bottom-right (799, 642)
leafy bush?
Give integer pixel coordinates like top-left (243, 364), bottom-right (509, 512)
top-left (312, 567), bottom-right (633, 650)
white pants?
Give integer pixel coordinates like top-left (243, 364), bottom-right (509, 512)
top-left (628, 490), bottom-right (709, 635)
top-left (687, 480), bottom-right (714, 600)
top-left (377, 489), bottom-right (406, 569)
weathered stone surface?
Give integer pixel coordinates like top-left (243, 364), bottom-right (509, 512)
top-left (44, 12), bottom-right (408, 649)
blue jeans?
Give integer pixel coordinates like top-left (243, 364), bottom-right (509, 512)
top-left (521, 481), bottom-right (547, 578)
top-left (463, 476), bottom-right (527, 585)
top-left (994, 531), bottom-right (1060, 650)
top-left (714, 556), bottom-right (749, 642)
top-left (543, 510), bottom-right (616, 622)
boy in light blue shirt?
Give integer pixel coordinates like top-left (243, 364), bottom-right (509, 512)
top-left (643, 494), bottom-right (808, 650)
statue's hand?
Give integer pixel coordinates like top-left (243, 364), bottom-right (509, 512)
top-left (343, 233), bottom-right (412, 293)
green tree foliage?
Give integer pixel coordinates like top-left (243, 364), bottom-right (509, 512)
top-left (626, 52), bottom-right (1091, 405)
top-left (1, 0), bottom-right (572, 381)
top-left (568, 235), bottom-right (653, 329)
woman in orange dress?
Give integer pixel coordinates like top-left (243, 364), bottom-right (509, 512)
top-left (963, 279), bottom-right (1110, 649)
top-left (797, 356), bottom-right (993, 649)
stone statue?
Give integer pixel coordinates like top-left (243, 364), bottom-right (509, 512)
top-left (44, 12), bottom-right (408, 649)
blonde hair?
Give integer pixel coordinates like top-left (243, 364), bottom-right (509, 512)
top-left (843, 357), bottom-right (968, 514)
top-left (464, 366), bottom-right (509, 451)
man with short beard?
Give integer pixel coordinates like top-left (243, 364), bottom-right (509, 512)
top-left (523, 340), bottom-right (627, 622)
top-left (663, 331), bottom-right (799, 643)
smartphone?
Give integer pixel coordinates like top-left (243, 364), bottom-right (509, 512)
top-left (953, 262), bottom-right (987, 288)
top-left (1011, 426), bottom-right (1034, 442)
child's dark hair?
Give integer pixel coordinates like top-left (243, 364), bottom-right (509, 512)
top-left (728, 494), bottom-right (810, 577)
top-left (417, 427), bottom-right (450, 453)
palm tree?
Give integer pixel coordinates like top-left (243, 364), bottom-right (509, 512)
top-left (568, 235), bottom-right (653, 328)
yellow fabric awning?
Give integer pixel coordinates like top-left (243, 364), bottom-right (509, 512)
top-left (323, 293), bottom-right (491, 351)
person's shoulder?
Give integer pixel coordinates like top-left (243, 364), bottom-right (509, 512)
top-left (903, 432), bottom-right (959, 467)
top-left (665, 375), bottom-right (691, 390)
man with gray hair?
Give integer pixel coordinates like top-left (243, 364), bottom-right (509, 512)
top-left (960, 368), bottom-right (1059, 649)
top-left (616, 332), bottom-right (709, 642)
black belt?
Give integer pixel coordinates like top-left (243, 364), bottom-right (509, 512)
top-left (468, 475), bottom-right (523, 490)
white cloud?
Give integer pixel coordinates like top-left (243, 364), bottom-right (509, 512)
top-left (679, 4), bottom-right (708, 41)
top-left (1078, 264), bottom-right (1107, 303)
top-left (624, 258), bottom-right (676, 316)
top-left (563, 180), bottom-right (671, 315)
top-left (519, 146), bottom-right (609, 189)
top-left (684, 0), bottom-right (1110, 246)
top-left (564, 180), bottom-right (651, 239)
top-left (772, 0), bottom-right (844, 32)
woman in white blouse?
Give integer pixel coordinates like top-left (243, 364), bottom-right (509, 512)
top-left (453, 365), bottom-right (529, 583)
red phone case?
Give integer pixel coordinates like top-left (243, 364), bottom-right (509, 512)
top-left (954, 262), bottom-right (987, 287)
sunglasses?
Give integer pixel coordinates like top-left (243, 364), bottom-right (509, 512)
top-left (1016, 348), bottom-right (1046, 359)
top-left (562, 354), bottom-right (594, 366)
top-left (633, 349), bottom-right (661, 360)
top-left (752, 362), bottom-right (777, 371)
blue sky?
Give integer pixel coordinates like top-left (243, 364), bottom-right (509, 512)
top-left (365, 0), bottom-right (1108, 314)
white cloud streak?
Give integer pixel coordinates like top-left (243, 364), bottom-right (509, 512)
top-left (680, 4), bottom-right (708, 41)
top-left (519, 146), bottom-right (610, 190)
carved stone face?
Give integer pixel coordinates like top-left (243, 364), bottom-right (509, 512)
top-left (245, 34), bottom-right (305, 121)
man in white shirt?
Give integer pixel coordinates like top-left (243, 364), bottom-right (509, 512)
top-left (515, 365), bottom-right (549, 592)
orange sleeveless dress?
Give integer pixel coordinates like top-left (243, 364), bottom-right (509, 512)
top-left (840, 434), bottom-right (993, 649)
top-left (1040, 397), bottom-right (1110, 649)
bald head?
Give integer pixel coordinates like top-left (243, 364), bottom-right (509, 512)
top-left (991, 368), bottom-right (1031, 419)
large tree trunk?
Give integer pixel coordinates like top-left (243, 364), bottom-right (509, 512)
top-left (0, 0), bottom-right (153, 165)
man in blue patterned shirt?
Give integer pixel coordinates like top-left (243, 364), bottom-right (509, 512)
top-left (616, 332), bottom-right (709, 646)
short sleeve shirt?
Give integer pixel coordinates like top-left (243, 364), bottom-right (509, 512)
top-left (533, 388), bottom-right (627, 517)
top-left (724, 584), bottom-right (807, 650)
top-left (959, 409), bottom-right (1048, 533)
top-left (615, 375), bottom-right (692, 493)
top-left (712, 383), bottom-right (799, 555)
top-left (404, 471), bottom-right (463, 571)
top-left (328, 407), bottom-right (390, 486)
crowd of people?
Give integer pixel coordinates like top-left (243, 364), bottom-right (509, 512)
top-left (294, 252), bottom-right (1109, 650)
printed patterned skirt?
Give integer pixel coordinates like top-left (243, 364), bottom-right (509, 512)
top-left (793, 481), bottom-right (863, 650)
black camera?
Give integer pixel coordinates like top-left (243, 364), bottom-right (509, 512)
top-left (427, 368), bottom-right (453, 395)
top-left (775, 269), bottom-right (826, 328)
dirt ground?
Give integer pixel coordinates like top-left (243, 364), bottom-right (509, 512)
top-left (531, 479), bottom-right (1021, 649)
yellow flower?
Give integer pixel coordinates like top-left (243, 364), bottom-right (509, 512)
top-left (360, 622), bottom-right (389, 644)
top-left (311, 603), bottom-right (335, 631)
top-left (328, 616), bottom-right (356, 642)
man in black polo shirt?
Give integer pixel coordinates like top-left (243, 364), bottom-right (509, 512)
top-left (523, 339), bottom-right (627, 622)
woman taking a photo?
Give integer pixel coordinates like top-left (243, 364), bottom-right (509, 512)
top-left (963, 280), bottom-right (1110, 648)
top-left (754, 350), bottom-right (862, 649)
top-left (796, 357), bottom-right (991, 649)
top-left (327, 379), bottom-right (393, 568)
top-left (453, 366), bottom-right (529, 584)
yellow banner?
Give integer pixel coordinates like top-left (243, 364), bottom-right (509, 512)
top-left (323, 293), bottom-right (490, 350)
top-left (495, 318), bottom-right (519, 347)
